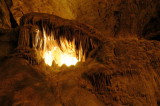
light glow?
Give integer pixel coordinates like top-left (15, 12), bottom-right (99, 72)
top-left (43, 51), bottom-right (54, 66)
top-left (42, 29), bottom-right (84, 67)
top-left (43, 47), bottom-right (79, 66)
top-left (60, 53), bottom-right (78, 66)
top-left (43, 40), bottom-right (80, 67)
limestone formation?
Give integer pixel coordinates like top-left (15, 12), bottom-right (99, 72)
top-left (18, 13), bottom-right (102, 61)
top-left (0, 0), bottom-right (160, 106)
top-left (10, 0), bottom-right (160, 38)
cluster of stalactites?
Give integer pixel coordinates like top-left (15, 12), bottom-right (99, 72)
top-left (18, 13), bottom-right (102, 60)
top-left (18, 24), bottom-right (45, 50)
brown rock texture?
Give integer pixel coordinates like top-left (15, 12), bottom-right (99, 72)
top-left (11, 0), bottom-right (160, 38)
top-left (0, 39), bottom-right (160, 106)
top-left (0, 0), bottom-right (17, 28)
top-left (0, 0), bottom-right (11, 28)
top-left (0, 28), bottom-right (18, 61)
top-left (92, 39), bottom-right (160, 105)
top-left (0, 0), bottom-right (160, 106)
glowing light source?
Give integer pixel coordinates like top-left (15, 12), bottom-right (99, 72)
top-left (43, 48), bottom-right (79, 66)
top-left (43, 42), bottom-right (80, 67)
top-left (42, 29), bottom-right (83, 67)
top-left (43, 51), bottom-right (54, 66)
top-left (60, 53), bottom-right (78, 66)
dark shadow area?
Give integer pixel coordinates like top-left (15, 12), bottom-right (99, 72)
top-left (149, 35), bottom-right (160, 41)
top-left (4, 0), bottom-right (18, 28)
top-left (142, 17), bottom-right (160, 41)
top-left (9, 11), bottom-right (18, 28)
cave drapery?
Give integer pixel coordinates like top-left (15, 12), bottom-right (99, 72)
top-left (17, 13), bottom-right (103, 65)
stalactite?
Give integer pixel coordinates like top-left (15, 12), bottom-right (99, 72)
top-left (18, 24), bottom-right (45, 50)
top-left (18, 13), bottom-right (103, 63)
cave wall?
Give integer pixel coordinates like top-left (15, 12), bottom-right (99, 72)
top-left (0, 0), bottom-right (18, 61)
top-left (0, 0), bottom-right (11, 28)
top-left (0, 39), bottom-right (160, 106)
top-left (10, 0), bottom-right (160, 39)
top-left (0, 28), bottom-right (18, 61)
top-left (0, 0), bottom-right (160, 105)
top-left (0, 0), bottom-right (160, 38)
top-left (0, 0), bottom-right (17, 28)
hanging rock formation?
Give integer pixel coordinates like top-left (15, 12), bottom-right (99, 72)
top-left (0, 0), bottom-right (160, 106)
top-left (17, 13), bottom-right (102, 62)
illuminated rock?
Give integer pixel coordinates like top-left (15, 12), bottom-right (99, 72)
top-left (0, 0), bottom-right (160, 105)
top-left (17, 13), bottom-right (102, 66)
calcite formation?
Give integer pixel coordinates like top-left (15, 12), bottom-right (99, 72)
top-left (0, 0), bottom-right (160, 106)
top-left (18, 13), bottom-right (102, 62)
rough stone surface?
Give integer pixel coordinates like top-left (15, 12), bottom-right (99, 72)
top-left (0, 39), bottom-right (160, 106)
top-left (0, 0), bottom-right (160, 106)
top-left (0, 0), bottom-right (11, 28)
top-left (0, 28), bottom-right (18, 61)
top-left (11, 0), bottom-right (160, 38)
